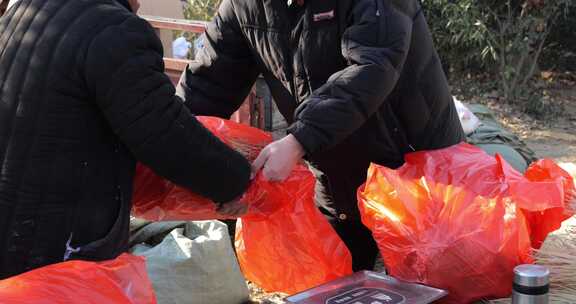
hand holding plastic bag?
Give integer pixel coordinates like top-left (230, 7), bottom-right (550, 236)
top-left (252, 134), bottom-right (306, 182)
top-left (358, 143), bottom-right (574, 303)
top-left (0, 254), bottom-right (156, 304)
top-left (132, 116), bottom-right (273, 221)
top-left (132, 117), bottom-right (353, 294)
top-left (132, 158), bottom-right (286, 221)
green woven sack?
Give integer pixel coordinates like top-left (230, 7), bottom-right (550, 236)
top-left (466, 104), bottom-right (537, 173)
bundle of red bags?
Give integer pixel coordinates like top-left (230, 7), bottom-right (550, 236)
top-left (132, 117), bottom-right (352, 294)
top-left (358, 143), bottom-right (575, 303)
top-left (0, 254), bottom-right (156, 304)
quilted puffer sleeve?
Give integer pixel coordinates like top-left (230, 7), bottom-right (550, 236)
top-left (84, 15), bottom-right (251, 203)
top-left (288, 0), bottom-right (414, 155)
top-left (176, 0), bottom-right (260, 118)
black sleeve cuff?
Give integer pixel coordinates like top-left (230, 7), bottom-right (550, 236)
top-left (210, 153), bottom-right (252, 204)
top-left (287, 120), bottom-right (324, 156)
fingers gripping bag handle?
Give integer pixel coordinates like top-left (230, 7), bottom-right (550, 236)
top-left (131, 117), bottom-right (353, 294)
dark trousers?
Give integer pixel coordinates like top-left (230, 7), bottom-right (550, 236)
top-left (328, 216), bottom-right (380, 272)
top-left (306, 152), bottom-right (387, 273)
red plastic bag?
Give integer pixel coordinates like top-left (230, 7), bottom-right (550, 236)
top-left (358, 143), bottom-right (574, 303)
top-left (521, 159), bottom-right (575, 249)
top-left (132, 165), bottom-right (224, 221)
top-left (236, 165), bottom-right (352, 294)
top-left (132, 116), bottom-right (272, 221)
top-left (132, 117), bottom-right (352, 294)
top-left (0, 254), bottom-right (156, 304)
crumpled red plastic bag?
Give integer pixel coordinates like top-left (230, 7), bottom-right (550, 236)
top-left (132, 117), bottom-right (352, 294)
top-left (520, 158), bottom-right (575, 249)
top-left (236, 165), bottom-right (352, 294)
top-left (0, 254), bottom-right (156, 304)
top-left (358, 143), bottom-right (574, 304)
top-left (132, 116), bottom-right (273, 221)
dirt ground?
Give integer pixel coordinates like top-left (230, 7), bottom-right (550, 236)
top-left (462, 75), bottom-right (576, 163)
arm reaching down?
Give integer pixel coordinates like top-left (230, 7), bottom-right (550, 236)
top-left (84, 16), bottom-right (251, 203)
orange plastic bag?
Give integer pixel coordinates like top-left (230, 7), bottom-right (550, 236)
top-left (0, 254), bottom-right (156, 304)
top-left (520, 158), bottom-right (575, 249)
top-left (236, 165), bottom-right (352, 294)
top-left (132, 117), bottom-right (352, 294)
top-left (132, 116), bottom-right (272, 221)
top-left (133, 164), bottom-right (226, 221)
top-left (358, 143), bottom-right (574, 304)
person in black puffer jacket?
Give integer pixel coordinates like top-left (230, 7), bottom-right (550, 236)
top-left (177, 0), bottom-right (465, 271)
top-left (0, 0), bottom-right (251, 279)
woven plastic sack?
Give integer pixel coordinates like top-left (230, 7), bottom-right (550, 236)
top-left (132, 117), bottom-right (352, 294)
top-left (131, 221), bottom-right (250, 304)
top-left (358, 143), bottom-right (574, 304)
top-left (0, 254), bottom-right (156, 304)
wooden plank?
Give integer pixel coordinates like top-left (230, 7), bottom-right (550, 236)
top-left (165, 69), bottom-right (182, 85)
top-left (139, 0), bottom-right (184, 19)
top-left (164, 58), bottom-right (190, 72)
top-left (142, 15), bottom-right (206, 33)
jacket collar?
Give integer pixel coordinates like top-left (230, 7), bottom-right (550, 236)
top-left (115, 0), bottom-right (133, 12)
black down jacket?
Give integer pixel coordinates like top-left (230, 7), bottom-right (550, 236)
top-left (177, 0), bottom-right (465, 217)
top-left (0, 0), bottom-right (250, 278)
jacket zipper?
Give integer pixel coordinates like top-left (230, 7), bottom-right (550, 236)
top-left (374, 0), bottom-right (382, 43)
top-left (285, 6), bottom-right (304, 105)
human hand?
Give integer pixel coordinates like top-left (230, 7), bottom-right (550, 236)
top-left (252, 134), bottom-right (305, 182)
top-left (216, 199), bottom-right (249, 218)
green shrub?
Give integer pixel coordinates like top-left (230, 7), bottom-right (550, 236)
top-left (183, 0), bottom-right (220, 21)
top-left (422, 0), bottom-right (496, 74)
top-left (541, 6), bottom-right (576, 71)
top-left (423, 0), bottom-right (575, 113)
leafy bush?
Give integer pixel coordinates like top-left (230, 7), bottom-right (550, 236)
top-left (183, 0), bottom-right (220, 21)
top-left (423, 0), bottom-right (575, 114)
top-left (422, 0), bottom-right (496, 74)
top-left (541, 5), bottom-right (576, 71)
